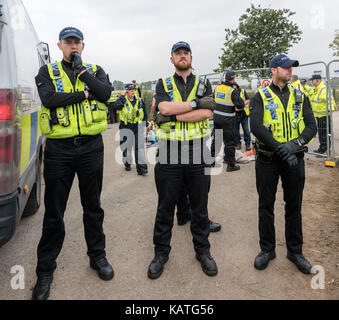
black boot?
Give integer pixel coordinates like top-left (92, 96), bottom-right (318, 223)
top-left (209, 221), bottom-right (221, 233)
top-left (254, 251), bottom-right (276, 270)
top-left (196, 253), bottom-right (218, 276)
top-left (287, 252), bottom-right (312, 274)
top-left (90, 257), bottom-right (114, 281)
top-left (32, 275), bottom-right (53, 300)
top-left (147, 255), bottom-right (169, 279)
top-left (226, 164), bottom-right (240, 172)
top-left (137, 168), bottom-right (148, 176)
top-left (125, 164), bottom-right (131, 171)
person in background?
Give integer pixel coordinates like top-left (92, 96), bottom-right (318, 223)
top-left (234, 85), bottom-right (251, 151)
top-left (115, 83), bottom-right (148, 175)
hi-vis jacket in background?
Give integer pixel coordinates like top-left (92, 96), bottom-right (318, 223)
top-left (310, 81), bottom-right (336, 118)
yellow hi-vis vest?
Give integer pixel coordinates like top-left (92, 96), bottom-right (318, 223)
top-left (290, 80), bottom-right (303, 93)
top-left (303, 84), bottom-right (312, 96)
top-left (134, 85), bottom-right (142, 99)
top-left (214, 84), bottom-right (235, 117)
top-left (108, 91), bottom-right (118, 103)
top-left (310, 81), bottom-right (336, 118)
top-left (258, 86), bottom-right (306, 144)
top-left (240, 89), bottom-right (250, 116)
top-left (157, 75), bottom-right (210, 141)
top-left (40, 62), bottom-right (107, 139)
top-left (119, 96), bottom-right (144, 125)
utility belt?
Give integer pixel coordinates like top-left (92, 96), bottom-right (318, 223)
top-left (254, 142), bottom-right (308, 161)
top-left (48, 134), bottom-right (100, 146)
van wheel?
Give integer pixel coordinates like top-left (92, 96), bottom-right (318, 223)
top-left (22, 160), bottom-right (41, 217)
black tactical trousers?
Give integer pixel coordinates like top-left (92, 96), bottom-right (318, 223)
top-left (153, 163), bottom-right (211, 256)
top-left (316, 116), bottom-right (331, 152)
top-left (211, 116), bottom-right (236, 166)
top-left (36, 135), bottom-right (106, 277)
top-left (119, 122), bottom-right (147, 171)
top-left (176, 190), bottom-right (192, 222)
top-left (255, 154), bottom-right (305, 254)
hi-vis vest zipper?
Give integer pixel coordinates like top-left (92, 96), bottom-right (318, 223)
top-left (257, 86), bottom-right (306, 144)
top-left (119, 97), bottom-right (144, 125)
top-left (40, 61), bottom-right (107, 139)
top-left (157, 75), bottom-right (210, 141)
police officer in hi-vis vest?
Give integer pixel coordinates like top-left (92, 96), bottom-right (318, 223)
top-left (115, 83), bottom-right (148, 175)
top-left (32, 27), bottom-right (113, 300)
top-left (211, 70), bottom-right (245, 171)
top-left (250, 54), bottom-right (317, 274)
top-left (148, 41), bottom-right (217, 279)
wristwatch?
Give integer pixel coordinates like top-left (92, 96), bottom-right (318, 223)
top-left (190, 100), bottom-right (197, 109)
top-left (297, 137), bottom-right (306, 147)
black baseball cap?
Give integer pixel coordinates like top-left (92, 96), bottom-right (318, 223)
top-left (59, 27), bottom-right (84, 40)
top-left (225, 70), bottom-right (236, 81)
top-left (125, 84), bottom-right (135, 90)
top-left (311, 74), bottom-right (321, 80)
top-left (171, 41), bottom-right (191, 54)
top-left (300, 79), bottom-right (307, 84)
top-left (269, 54), bottom-right (299, 69)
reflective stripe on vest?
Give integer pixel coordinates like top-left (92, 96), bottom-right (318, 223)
top-left (157, 75), bottom-right (210, 141)
top-left (108, 91), bottom-right (118, 103)
top-left (257, 86), bottom-right (306, 144)
top-left (214, 110), bottom-right (236, 117)
top-left (40, 61), bottom-right (107, 139)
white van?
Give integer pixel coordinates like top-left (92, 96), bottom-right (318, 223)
top-left (0, 0), bottom-right (49, 247)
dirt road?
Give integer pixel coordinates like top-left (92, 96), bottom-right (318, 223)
top-left (0, 115), bottom-right (338, 300)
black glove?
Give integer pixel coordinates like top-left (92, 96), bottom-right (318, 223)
top-left (285, 153), bottom-right (298, 167)
top-left (275, 140), bottom-right (300, 161)
top-left (70, 52), bottom-right (85, 74)
top-left (155, 114), bottom-right (176, 126)
top-left (87, 91), bottom-right (96, 101)
top-left (196, 97), bottom-right (215, 111)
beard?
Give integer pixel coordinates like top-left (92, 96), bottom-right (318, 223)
top-left (174, 59), bottom-right (192, 71)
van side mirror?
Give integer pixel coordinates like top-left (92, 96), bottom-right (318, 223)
top-left (37, 42), bottom-right (50, 64)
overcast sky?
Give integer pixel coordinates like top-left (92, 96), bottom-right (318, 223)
top-left (22, 0), bottom-right (339, 83)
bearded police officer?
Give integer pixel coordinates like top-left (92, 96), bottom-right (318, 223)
top-left (32, 27), bottom-right (113, 300)
top-left (148, 41), bottom-right (217, 279)
top-left (250, 54), bottom-right (317, 274)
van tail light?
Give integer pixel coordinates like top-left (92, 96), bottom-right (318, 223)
top-left (0, 90), bottom-right (14, 120)
top-left (0, 89), bottom-right (18, 195)
top-left (0, 90), bottom-right (15, 164)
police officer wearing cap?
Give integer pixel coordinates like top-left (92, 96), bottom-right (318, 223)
top-left (115, 83), bottom-right (148, 175)
top-left (211, 70), bottom-right (245, 171)
top-left (132, 80), bottom-right (142, 99)
top-left (32, 27), bottom-right (113, 300)
top-left (250, 54), bottom-right (317, 274)
top-left (148, 41), bottom-right (218, 279)
top-left (310, 74), bottom-right (336, 154)
top-left (300, 78), bottom-right (312, 96)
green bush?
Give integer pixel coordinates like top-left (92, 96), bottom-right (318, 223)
top-left (142, 90), bottom-right (155, 119)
